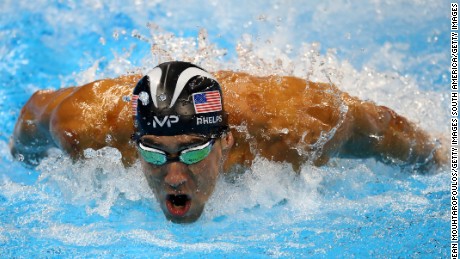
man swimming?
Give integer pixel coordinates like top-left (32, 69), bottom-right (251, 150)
top-left (10, 61), bottom-right (446, 223)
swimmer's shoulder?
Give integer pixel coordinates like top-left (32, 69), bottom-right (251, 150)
top-left (214, 70), bottom-right (346, 120)
top-left (214, 70), bottom-right (342, 94)
top-left (50, 74), bottom-right (142, 125)
top-left (26, 74), bottom-right (141, 115)
top-left (23, 87), bottom-right (76, 123)
top-left (68, 74), bottom-right (142, 101)
top-left (46, 74), bottom-right (141, 156)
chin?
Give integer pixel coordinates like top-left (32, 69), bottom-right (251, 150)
top-left (164, 210), bottom-right (203, 223)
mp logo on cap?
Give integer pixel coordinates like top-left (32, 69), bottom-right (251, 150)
top-left (152, 115), bottom-right (179, 128)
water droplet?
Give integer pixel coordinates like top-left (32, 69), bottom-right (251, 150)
top-left (113, 30), bottom-right (119, 40)
top-left (122, 95), bottom-right (131, 102)
top-left (159, 93), bottom-right (167, 101)
top-left (99, 37), bottom-right (106, 45)
top-left (257, 15), bottom-right (267, 21)
top-left (280, 128), bottom-right (289, 134)
top-left (139, 91), bottom-right (150, 105)
top-left (16, 154), bottom-right (24, 161)
top-left (105, 134), bottom-right (112, 143)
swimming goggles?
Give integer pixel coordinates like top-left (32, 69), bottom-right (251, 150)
top-left (137, 139), bottom-right (215, 165)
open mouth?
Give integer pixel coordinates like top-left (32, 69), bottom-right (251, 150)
top-left (165, 194), bottom-right (192, 217)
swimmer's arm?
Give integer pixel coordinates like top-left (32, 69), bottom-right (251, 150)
top-left (337, 97), bottom-right (446, 170)
top-left (10, 87), bottom-right (76, 165)
top-left (11, 75), bottom-right (141, 166)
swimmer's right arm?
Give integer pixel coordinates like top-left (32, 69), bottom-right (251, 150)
top-left (10, 87), bottom-right (76, 166)
top-left (10, 75), bottom-right (141, 166)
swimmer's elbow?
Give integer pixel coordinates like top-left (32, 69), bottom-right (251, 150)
top-left (10, 115), bottom-right (56, 166)
top-left (9, 138), bottom-right (47, 167)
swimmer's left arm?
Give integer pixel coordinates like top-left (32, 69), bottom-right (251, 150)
top-left (216, 70), bottom-right (446, 172)
top-left (337, 96), bottom-right (446, 171)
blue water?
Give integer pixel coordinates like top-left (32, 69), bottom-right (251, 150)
top-left (0, 0), bottom-right (451, 257)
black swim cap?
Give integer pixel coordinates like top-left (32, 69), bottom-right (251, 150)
top-left (132, 61), bottom-right (228, 140)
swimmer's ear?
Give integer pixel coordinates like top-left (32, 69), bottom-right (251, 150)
top-left (220, 131), bottom-right (235, 173)
top-left (220, 131), bottom-right (234, 152)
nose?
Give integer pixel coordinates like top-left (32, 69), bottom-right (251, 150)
top-left (164, 162), bottom-right (188, 189)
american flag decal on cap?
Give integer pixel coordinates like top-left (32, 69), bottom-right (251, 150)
top-left (131, 95), bottom-right (139, 116)
top-left (192, 90), bottom-right (222, 114)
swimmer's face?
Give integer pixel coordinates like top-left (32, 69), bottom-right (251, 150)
top-left (138, 133), bottom-right (233, 223)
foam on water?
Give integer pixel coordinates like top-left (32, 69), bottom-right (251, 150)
top-left (36, 148), bottom-right (152, 217)
top-left (0, 0), bottom-right (451, 257)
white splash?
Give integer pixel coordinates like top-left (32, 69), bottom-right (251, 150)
top-left (37, 147), bottom-right (153, 217)
top-left (0, 0), bottom-right (450, 256)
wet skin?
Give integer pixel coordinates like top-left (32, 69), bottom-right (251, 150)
top-left (139, 133), bottom-right (234, 223)
top-left (11, 71), bottom-right (447, 171)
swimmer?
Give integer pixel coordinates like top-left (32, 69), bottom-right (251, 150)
top-left (10, 61), bottom-right (446, 223)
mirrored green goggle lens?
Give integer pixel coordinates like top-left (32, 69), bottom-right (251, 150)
top-left (138, 148), bottom-right (167, 165)
top-left (138, 140), bottom-right (214, 165)
top-left (179, 144), bottom-right (213, 164)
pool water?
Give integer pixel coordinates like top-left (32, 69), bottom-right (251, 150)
top-left (0, 0), bottom-right (451, 257)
